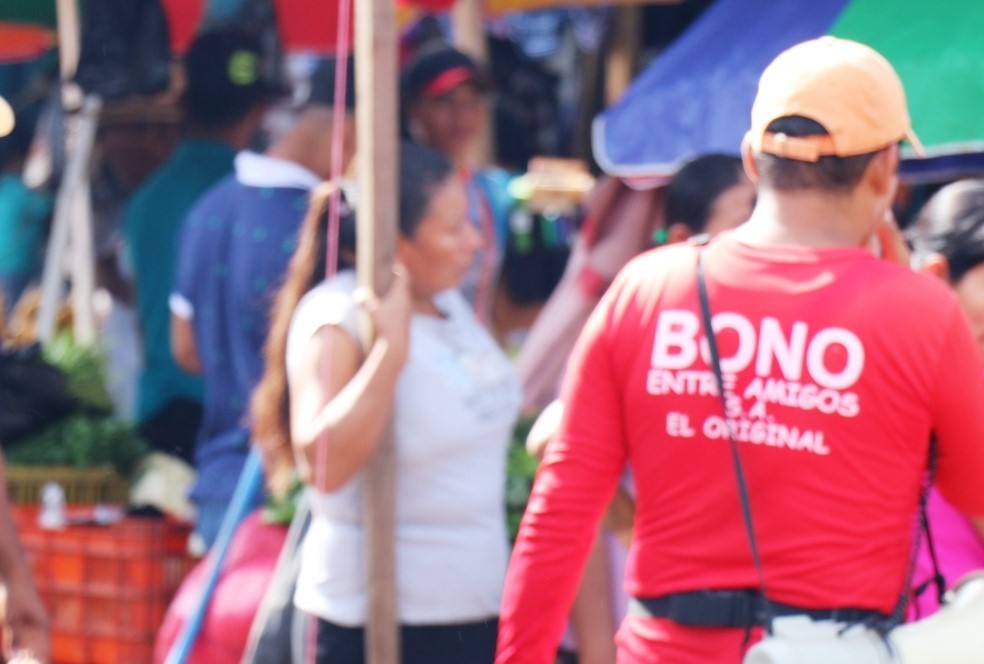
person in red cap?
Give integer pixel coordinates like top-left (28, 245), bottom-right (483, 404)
top-left (401, 45), bottom-right (512, 329)
top-left (496, 36), bottom-right (984, 663)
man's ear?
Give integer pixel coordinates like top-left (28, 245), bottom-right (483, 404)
top-left (865, 144), bottom-right (900, 201)
top-left (741, 136), bottom-right (761, 185)
top-left (919, 252), bottom-right (950, 281)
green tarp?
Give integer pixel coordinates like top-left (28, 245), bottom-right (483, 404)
top-left (831, 0), bottom-right (984, 157)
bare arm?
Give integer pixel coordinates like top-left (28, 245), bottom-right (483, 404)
top-left (0, 453), bottom-right (50, 663)
top-left (568, 534), bottom-right (617, 664)
top-left (170, 313), bottom-right (201, 374)
top-left (516, 185), bottom-right (663, 413)
top-left (525, 399), bottom-right (564, 459)
top-left (290, 272), bottom-right (410, 493)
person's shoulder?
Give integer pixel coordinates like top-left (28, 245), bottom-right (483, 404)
top-left (185, 174), bottom-right (241, 219)
top-left (592, 243), bottom-right (697, 323)
top-left (126, 169), bottom-right (166, 215)
top-left (192, 173), bottom-right (243, 209)
top-left (620, 241), bottom-right (697, 283)
top-left (322, 270), bottom-right (358, 295)
top-left (863, 259), bottom-right (964, 320)
top-left (136, 148), bottom-right (193, 195)
top-left (290, 272), bottom-right (361, 347)
top-left (473, 168), bottom-right (515, 210)
top-left (296, 271), bottom-right (358, 313)
top-left (125, 152), bottom-right (190, 221)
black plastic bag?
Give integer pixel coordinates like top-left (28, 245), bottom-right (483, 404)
top-left (489, 34), bottom-right (562, 172)
top-left (74, 0), bottom-right (173, 99)
top-left (0, 344), bottom-right (79, 446)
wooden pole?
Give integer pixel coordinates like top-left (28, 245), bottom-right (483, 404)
top-left (355, 0), bottom-right (399, 661)
top-left (605, 5), bottom-right (641, 106)
top-left (451, 0), bottom-right (493, 167)
top-left (451, 0), bottom-right (488, 64)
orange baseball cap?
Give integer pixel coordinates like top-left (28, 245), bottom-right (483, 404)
top-left (747, 36), bottom-right (924, 162)
top-left (0, 95), bottom-right (13, 138)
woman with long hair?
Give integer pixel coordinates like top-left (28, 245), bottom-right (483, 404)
top-left (905, 179), bottom-right (984, 618)
top-left (251, 142), bottom-right (521, 664)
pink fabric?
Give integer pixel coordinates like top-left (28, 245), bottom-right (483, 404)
top-left (909, 487), bottom-right (984, 619)
top-left (154, 511), bottom-right (288, 664)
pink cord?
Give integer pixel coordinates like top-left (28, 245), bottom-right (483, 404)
top-left (306, 0), bottom-right (353, 660)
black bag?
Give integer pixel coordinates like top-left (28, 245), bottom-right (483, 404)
top-left (74, 0), bottom-right (173, 99)
top-left (0, 344), bottom-right (79, 446)
top-left (241, 493), bottom-right (312, 663)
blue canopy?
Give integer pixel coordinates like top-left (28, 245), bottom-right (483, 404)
top-left (593, 0), bottom-right (984, 182)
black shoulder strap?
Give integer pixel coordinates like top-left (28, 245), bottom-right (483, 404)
top-left (887, 436), bottom-right (945, 626)
top-left (694, 241), bottom-right (944, 636)
top-left (921, 438), bottom-right (947, 605)
top-left (695, 246), bottom-right (775, 634)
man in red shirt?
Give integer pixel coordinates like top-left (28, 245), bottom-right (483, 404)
top-left (496, 37), bottom-right (984, 664)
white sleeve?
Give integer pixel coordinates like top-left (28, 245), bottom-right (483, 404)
top-left (285, 276), bottom-right (361, 379)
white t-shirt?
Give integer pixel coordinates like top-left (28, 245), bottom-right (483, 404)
top-left (287, 271), bottom-right (522, 626)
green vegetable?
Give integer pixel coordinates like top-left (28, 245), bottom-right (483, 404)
top-left (505, 414), bottom-right (540, 542)
top-left (7, 413), bottom-right (148, 476)
top-left (6, 330), bottom-right (147, 476)
top-left (261, 474), bottom-right (304, 526)
top-left (42, 331), bottom-right (114, 412)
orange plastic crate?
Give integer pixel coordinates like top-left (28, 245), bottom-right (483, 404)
top-left (13, 507), bottom-right (193, 664)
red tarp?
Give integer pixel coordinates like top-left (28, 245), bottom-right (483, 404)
top-left (161, 0), bottom-right (457, 55)
top-left (0, 24), bottom-right (55, 63)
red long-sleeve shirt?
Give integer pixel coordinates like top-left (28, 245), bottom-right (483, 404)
top-left (497, 233), bottom-right (984, 663)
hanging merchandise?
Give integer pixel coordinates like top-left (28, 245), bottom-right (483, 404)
top-left (489, 34), bottom-right (563, 171)
top-left (502, 158), bottom-right (592, 304)
top-left (74, 0), bottom-right (173, 99)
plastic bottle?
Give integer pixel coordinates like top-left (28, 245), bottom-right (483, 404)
top-left (38, 481), bottom-right (66, 529)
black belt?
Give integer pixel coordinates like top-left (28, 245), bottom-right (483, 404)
top-left (628, 590), bottom-right (889, 628)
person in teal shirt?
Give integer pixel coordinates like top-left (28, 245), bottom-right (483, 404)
top-left (123, 26), bottom-right (284, 462)
top-left (0, 122), bottom-right (51, 315)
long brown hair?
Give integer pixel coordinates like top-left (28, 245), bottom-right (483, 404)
top-left (250, 181), bottom-right (351, 497)
top-left (250, 143), bottom-right (452, 496)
